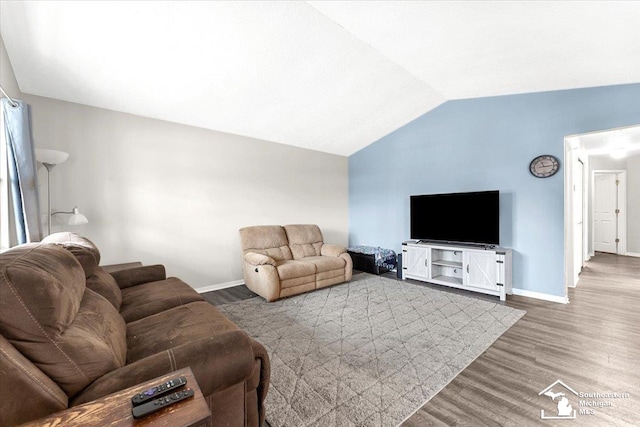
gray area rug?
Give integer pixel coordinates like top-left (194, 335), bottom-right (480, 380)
top-left (218, 273), bottom-right (525, 426)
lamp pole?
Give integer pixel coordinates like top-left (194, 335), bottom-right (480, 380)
top-left (34, 149), bottom-right (69, 236)
top-left (42, 163), bottom-right (54, 235)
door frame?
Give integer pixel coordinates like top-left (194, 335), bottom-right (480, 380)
top-left (573, 158), bottom-right (585, 286)
top-left (592, 170), bottom-right (627, 256)
top-left (564, 138), bottom-right (588, 294)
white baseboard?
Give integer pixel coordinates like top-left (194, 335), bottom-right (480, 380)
top-left (196, 280), bottom-right (244, 294)
top-left (511, 288), bottom-right (568, 304)
top-left (625, 252), bottom-right (640, 258)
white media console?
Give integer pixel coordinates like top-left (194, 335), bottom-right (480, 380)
top-left (402, 241), bottom-right (512, 301)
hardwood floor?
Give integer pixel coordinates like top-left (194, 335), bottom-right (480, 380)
top-left (204, 254), bottom-right (640, 426)
top-left (405, 252), bottom-right (640, 427)
top-left (200, 283), bottom-right (259, 306)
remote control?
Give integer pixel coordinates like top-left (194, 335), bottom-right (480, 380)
top-left (131, 388), bottom-right (194, 419)
top-left (131, 376), bottom-right (187, 406)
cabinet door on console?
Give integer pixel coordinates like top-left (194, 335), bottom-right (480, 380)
top-left (463, 251), bottom-right (499, 292)
top-left (403, 246), bottom-right (428, 280)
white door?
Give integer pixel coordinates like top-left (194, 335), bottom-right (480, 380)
top-left (463, 251), bottom-right (498, 292)
top-left (573, 159), bottom-right (584, 280)
top-left (593, 173), bottom-right (617, 253)
top-left (403, 246), bottom-right (428, 279)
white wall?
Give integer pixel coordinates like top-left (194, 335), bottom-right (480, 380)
top-left (0, 38), bottom-right (19, 98)
top-left (3, 33), bottom-right (349, 290)
top-left (589, 156), bottom-right (627, 171)
top-left (588, 154), bottom-right (640, 256)
top-left (19, 94), bottom-right (348, 290)
top-left (627, 155), bottom-right (640, 254)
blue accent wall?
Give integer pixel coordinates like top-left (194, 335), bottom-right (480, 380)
top-left (349, 83), bottom-right (640, 297)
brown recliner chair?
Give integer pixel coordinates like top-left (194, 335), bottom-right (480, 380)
top-left (0, 232), bottom-right (269, 426)
top-left (239, 224), bottom-right (352, 301)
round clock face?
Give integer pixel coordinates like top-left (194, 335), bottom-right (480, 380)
top-left (529, 155), bottom-right (560, 178)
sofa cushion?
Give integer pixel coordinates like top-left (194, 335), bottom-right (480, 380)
top-left (0, 244), bottom-right (127, 397)
top-left (119, 277), bottom-right (205, 323)
top-left (86, 267), bottom-right (123, 310)
top-left (42, 232), bottom-right (101, 278)
top-left (298, 255), bottom-right (346, 273)
top-left (284, 224), bottom-right (323, 260)
top-left (239, 225), bottom-right (292, 261)
top-left (59, 288), bottom-right (128, 395)
top-left (0, 245), bottom-right (84, 333)
top-left (275, 260), bottom-right (316, 281)
top-left (126, 301), bottom-right (239, 363)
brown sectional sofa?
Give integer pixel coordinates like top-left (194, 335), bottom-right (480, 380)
top-left (239, 224), bottom-right (352, 301)
top-left (0, 232), bottom-right (269, 426)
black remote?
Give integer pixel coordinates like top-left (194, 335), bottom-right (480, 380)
top-left (131, 376), bottom-right (187, 406)
top-left (131, 388), bottom-right (194, 419)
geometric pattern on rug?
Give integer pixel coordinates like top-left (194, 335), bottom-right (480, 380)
top-left (218, 273), bottom-right (525, 427)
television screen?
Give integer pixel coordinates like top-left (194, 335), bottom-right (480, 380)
top-left (410, 190), bottom-right (499, 245)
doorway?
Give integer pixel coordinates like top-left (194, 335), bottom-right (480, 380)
top-left (564, 124), bottom-right (640, 297)
top-left (592, 171), bottom-right (627, 254)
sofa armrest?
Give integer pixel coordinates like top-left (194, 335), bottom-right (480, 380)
top-left (249, 340), bottom-right (271, 412)
top-left (321, 243), bottom-right (347, 257)
top-left (100, 262), bottom-right (143, 274)
top-left (109, 265), bottom-right (166, 289)
top-left (71, 330), bottom-right (257, 405)
top-left (0, 335), bottom-right (68, 426)
top-left (244, 252), bottom-right (276, 266)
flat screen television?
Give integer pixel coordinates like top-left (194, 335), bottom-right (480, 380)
top-left (410, 190), bottom-right (499, 246)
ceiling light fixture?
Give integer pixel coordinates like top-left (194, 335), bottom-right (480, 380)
top-left (610, 146), bottom-right (627, 159)
top-left (609, 131), bottom-right (630, 159)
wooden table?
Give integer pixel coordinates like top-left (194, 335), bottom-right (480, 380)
top-left (22, 367), bottom-right (210, 427)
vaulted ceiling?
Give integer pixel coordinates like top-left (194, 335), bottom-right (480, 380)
top-left (1, 1), bottom-right (639, 156)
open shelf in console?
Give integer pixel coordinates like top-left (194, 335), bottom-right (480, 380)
top-left (431, 273), bottom-right (463, 286)
top-left (431, 259), bottom-right (462, 268)
top-left (430, 248), bottom-right (463, 285)
top-left (431, 249), bottom-right (463, 267)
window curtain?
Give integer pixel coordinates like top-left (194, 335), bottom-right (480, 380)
top-left (2, 98), bottom-right (42, 243)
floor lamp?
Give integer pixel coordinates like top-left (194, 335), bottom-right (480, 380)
top-left (35, 148), bottom-right (69, 235)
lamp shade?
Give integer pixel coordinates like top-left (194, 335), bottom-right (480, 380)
top-left (68, 206), bottom-right (88, 225)
top-left (35, 149), bottom-right (69, 166)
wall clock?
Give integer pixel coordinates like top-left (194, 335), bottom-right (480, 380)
top-left (529, 155), bottom-right (560, 178)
